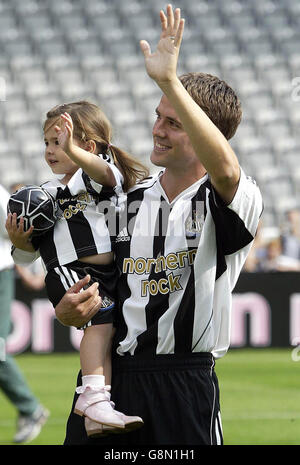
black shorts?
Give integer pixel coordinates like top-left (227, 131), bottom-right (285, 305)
top-left (45, 260), bottom-right (118, 327)
top-left (63, 352), bottom-right (223, 445)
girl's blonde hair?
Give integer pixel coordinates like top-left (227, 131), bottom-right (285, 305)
top-left (43, 101), bottom-right (149, 191)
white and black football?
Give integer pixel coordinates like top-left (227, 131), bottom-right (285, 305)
top-left (8, 185), bottom-right (57, 236)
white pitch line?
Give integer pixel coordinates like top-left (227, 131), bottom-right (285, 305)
top-left (223, 412), bottom-right (300, 421)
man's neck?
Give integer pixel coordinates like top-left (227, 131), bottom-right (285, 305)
top-left (159, 167), bottom-right (207, 203)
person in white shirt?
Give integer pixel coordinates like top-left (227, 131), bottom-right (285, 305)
top-left (0, 183), bottom-right (49, 443)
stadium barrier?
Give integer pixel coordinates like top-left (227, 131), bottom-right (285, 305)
top-left (6, 272), bottom-right (300, 354)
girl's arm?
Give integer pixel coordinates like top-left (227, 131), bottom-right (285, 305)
top-left (6, 213), bottom-right (35, 252)
top-left (55, 113), bottom-right (116, 187)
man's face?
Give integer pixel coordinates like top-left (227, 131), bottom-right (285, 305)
top-left (151, 95), bottom-right (198, 171)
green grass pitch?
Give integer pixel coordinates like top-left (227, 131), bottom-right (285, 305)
top-left (0, 348), bottom-right (299, 445)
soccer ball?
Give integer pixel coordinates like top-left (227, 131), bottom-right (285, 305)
top-left (8, 185), bottom-right (57, 236)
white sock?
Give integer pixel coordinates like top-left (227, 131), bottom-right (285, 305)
top-left (82, 374), bottom-right (105, 389)
top-left (81, 375), bottom-right (114, 411)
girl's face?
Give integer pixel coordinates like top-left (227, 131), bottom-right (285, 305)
top-left (44, 122), bottom-right (79, 183)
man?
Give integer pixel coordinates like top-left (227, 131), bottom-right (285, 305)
top-left (13, 6), bottom-right (262, 445)
top-left (0, 183), bottom-right (49, 444)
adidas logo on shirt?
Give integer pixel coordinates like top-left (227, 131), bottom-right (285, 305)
top-left (116, 226), bottom-right (130, 242)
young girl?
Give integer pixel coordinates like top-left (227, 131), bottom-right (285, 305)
top-left (6, 101), bottom-right (149, 436)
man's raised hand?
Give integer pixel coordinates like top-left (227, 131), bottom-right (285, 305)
top-left (140, 5), bottom-right (185, 84)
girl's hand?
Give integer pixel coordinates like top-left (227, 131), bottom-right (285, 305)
top-left (140, 4), bottom-right (185, 85)
top-left (5, 213), bottom-right (35, 252)
top-left (54, 112), bottom-right (74, 155)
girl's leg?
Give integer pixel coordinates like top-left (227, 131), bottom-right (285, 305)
top-left (79, 323), bottom-right (113, 376)
top-left (76, 324), bottom-right (143, 435)
top-left (74, 324), bottom-right (124, 428)
top-left (103, 327), bottom-right (115, 385)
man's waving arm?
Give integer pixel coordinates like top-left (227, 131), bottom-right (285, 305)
top-left (140, 5), bottom-right (240, 204)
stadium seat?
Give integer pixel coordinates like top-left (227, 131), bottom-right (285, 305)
top-left (30, 95), bottom-right (62, 116)
top-left (0, 0), bottom-right (298, 229)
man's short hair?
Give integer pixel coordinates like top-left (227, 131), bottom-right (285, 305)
top-left (179, 72), bottom-right (242, 140)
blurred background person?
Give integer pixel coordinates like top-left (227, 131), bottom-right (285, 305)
top-left (280, 208), bottom-right (300, 261)
top-left (258, 236), bottom-right (300, 272)
top-left (243, 220), bottom-right (268, 272)
top-left (0, 182), bottom-right (49, 444)
top-left (10, 182), bottom-right (46, 293)
top-left (14, 261), bottom-right (45, 292)
top-left (244, 216), bottom-right (300, 272)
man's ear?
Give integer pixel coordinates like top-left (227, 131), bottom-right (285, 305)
top-left (84, 139), bottom-right (97, 154)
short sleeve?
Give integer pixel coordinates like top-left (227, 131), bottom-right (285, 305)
top-left (12, 247), bottom-right (40, 265)
top-left (209, 168), bottom-right (263, 255)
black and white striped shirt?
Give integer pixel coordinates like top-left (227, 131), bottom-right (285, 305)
top-left (113, 168), bottom-right (263, 359)
top-left (32, 157), bottom-right (124, 272)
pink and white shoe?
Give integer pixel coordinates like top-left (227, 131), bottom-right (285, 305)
top-left (116, 411), bottom-right (144, 432)
top-left (84, 418), bottom-right (111, 437)
top-left (74, 386), bottom-right (125, 429)
top-left (112, 405), bottom-right (144, 432)
top-left (84, 409), bottom-right (144, 437)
